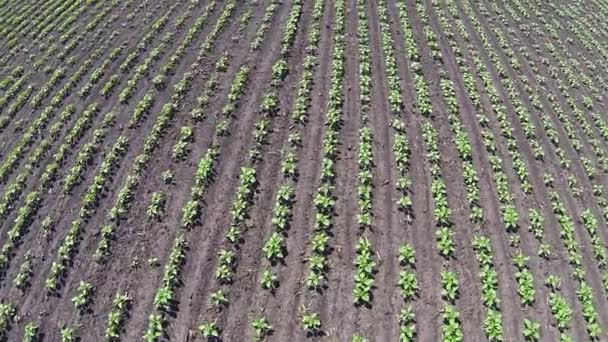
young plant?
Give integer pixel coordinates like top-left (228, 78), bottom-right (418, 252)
top-left (523, 319), bottom-right (541, 341)
top-left (260, 269), bottom-right (278, 291)
top-left (199, 321), bottom-right (220, 339)
top-left (302, 311), bottom-right (322, 335)
top-left (210, 290), bottom-right (228, 309)
top-left (251, 316), bottom-right (272, 341)
top-left (23, 322), bottom-right (39, 342)
top-left (72, 281), bottom-right (94, 311)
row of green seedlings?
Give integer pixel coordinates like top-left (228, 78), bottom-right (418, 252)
top-left (0, 1), bottom-right (156, 282)
top-left (21, 0), bottom-right (111, 83)
top-left (0, 66), bottom-right (24, 91)
top-left (53, 2), bottom-right (118, 62)
top-left (457, 0), bottom-right (603, 339)
top-left (375, 0), bottom-right (412, 218)
top-left (351, 0), bottom-right (379, 316)
top-left (0, 1), bottom-right (42, 47)
top-left (0, 104), bottom-right (75, 219)
top-left (295, 0), bottom-right (346, 337)
top-left (4, 11), bottom-right (135, 227)
top-left (62, 112), bottom-right (117, 194)
top-left (433, 29), bottom-right (508, 342)
top-left (569, 0), bottom-right (608, 81)
top-left (174, 34), bottom-right (259, 342)
top-left (559, 0), bottom-right (608, 66)
top-left (168, 0), bottom-right (242, 163)
top-left (23, 0), bottom-right (83, 43)
top-left (459, 3), bottom-right (568, 341)
top-left (203, 0), bottom-right (321, 337)
top-left (191, 50), bottom-right (230, 116)
top-left (0, 0), bottom-right (76, 63)
top-left (524, 0), bottom-right (608, 288)
top-left (180, 65), bottom-right (249, 229)
top-left (78, 46), bottom-right (124, 99)
top-left (5, 111), bottom-right (117, 291)
top-left (373, 3), bottom-right (420, 337)
top-left (77, 2), bottom-right (161, 100)
top-left (483, 1), bottom-right (595, 199)
top-left (0, 71), bottom-right (31, 114)
top-left (45, 134), bottom-right (129, 292)
top-left (195, 0), bottom-right (237, 62)
top-left (421, 122), bottom-right (463, 342)
top-left (170, 53), bottom-right (232, 165)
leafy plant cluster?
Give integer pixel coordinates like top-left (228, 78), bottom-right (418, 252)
top-left (13, 250), bottom-right (33, 290)
top-left (147, 191), bottom-right (166, 221)
top-left (353, 237), bottom-right (375, 305)
top-left (397, 246), bottom-right (417, 339)
top-left (144, 235), bottom-right (187, 341)
top-left (104, 292), bottom-right (131, 341)
top-left (581, 209), bottom-right (608, 269)
top-left (377, 0), bottom-right (402, 112)
top-left (421, 123), bottom-right (454, 257)
top-left (22, 322), bottom-right (39, 342)
top-left (71, 280), bottom-right (94, 311)
top-left (0, 191), bottom-right (40, 272)
top-left (172, 126), bottom-right (194, 161)
top-left (129, 90), bottom-right (155, 128)
top-left (304, 0), bottom-right (345, 292)
top-left (471, 236), bottom-right (503, 340)
top-left (0, 303), bottom-right (15, 339)
top-left (280, 0), bottom-right (303, 56)
top-left (357, 128), bottom-right (373, 229)
top-left (440, 79), bottom-right (483, 223)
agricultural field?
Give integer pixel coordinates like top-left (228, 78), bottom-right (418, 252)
top-left (1, 0), bottom-right (608, 341)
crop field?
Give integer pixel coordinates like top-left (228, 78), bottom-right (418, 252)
top-left (2, 0), bottom-right (608, 341)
